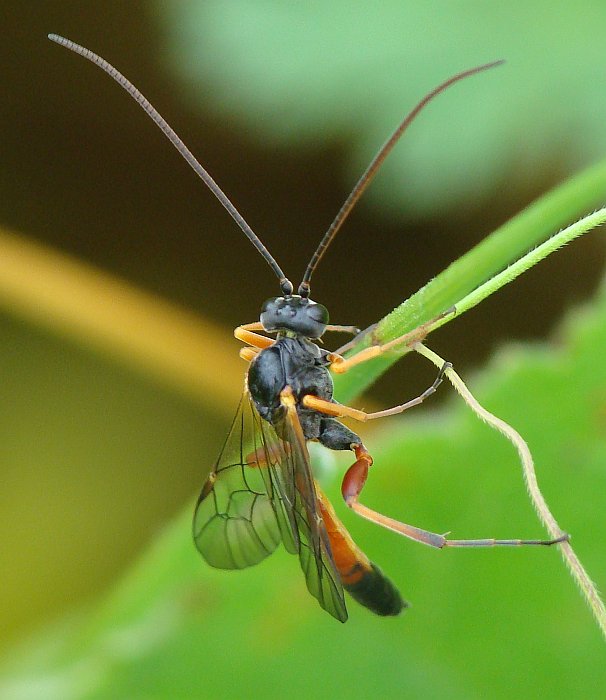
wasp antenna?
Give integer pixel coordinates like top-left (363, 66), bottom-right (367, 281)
top-left (298, 59), bottom-right (505, 297)
top-left (48, 33), bottom-right (292, 291)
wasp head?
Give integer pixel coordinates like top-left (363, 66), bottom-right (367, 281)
top-left (260, 296), bottom-right (329, 338)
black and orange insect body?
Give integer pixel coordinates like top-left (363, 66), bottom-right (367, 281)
top-left (230, 293), bottom-right (408, 619)
top-left (50, 35), bottom-right (567, 623)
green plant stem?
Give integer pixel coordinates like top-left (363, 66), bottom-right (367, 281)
top-left (335, 197), bottom-right (606, 403)
top-left (429, 207), bottom-right (606, 334)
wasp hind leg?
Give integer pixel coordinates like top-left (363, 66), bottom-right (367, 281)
top-left (316, 418), bottom-right (445, 547)
top-left (315, 411), bottom-right (567, 549)
top-left (315, 475), bottom-right (406, 616)
top-left (341, 440), bottom-right (567, 549)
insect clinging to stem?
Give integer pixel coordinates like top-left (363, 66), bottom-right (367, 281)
top-left (49, 34), bottom-right (568, 622)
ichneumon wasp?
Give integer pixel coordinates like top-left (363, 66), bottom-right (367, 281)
top-left (49, 34), bottom-right (568, 622)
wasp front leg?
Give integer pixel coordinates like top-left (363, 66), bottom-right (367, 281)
top-left (234, 321), bottom-right (275, 350)
top-left (329, 323), bottom-right (377, 356)
top-left (239, 347), bottom-right (260, 362)
top-left (329, 309), bottom-right (454, 374)
top-left (235, 322), bottom-right (276, 362)
top-left (325, 324), bottom-right (360, 337)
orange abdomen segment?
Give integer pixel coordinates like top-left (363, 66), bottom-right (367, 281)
top-left (316, 483), bottom-right (406, 616)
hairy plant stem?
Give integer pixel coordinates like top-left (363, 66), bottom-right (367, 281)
top-left (414, 342), bottom-right (606, 641)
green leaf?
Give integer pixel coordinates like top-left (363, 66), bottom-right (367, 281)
top-left (333, 160), bottom-right (606, 402)
top-left (159, 1), bottom-right (606, 215)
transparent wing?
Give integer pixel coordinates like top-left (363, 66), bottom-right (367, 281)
top-left (193, 393), bottom-right (296, 569)
top-left (274, 400), bottom-right (348, 623)
top-left (193, 390), bottom-right (348, 622)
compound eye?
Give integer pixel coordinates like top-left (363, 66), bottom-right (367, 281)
top-left (307, 303), bottom-right (329, 326)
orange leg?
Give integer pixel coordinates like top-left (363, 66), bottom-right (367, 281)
top-left (301, 393), bottom-right (568, 550)
top-left (235, 322), bottom-right (358, 350)
top-left (234, 321), bottom-right (274, 349)
top-left (302, 361), bottom-right (449, 421)
top-left (340, 445), bottom-right (567, 548)
top-left (239, 347), bottom-right (259, 362)
top-left (330, 308), bottom-right (454, 374)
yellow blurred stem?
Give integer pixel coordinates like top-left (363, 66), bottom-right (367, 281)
top-left (0, 228), bottom-right (243, 412)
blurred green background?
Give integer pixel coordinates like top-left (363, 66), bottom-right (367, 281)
top-left (1, 2), bottom-right (605, 698)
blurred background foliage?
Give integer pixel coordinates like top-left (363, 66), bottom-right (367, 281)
top-left (1, 2), bottom-right (605, 698)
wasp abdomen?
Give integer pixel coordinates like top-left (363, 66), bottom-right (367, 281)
top-left (343, 562), bottom-right (407, 616)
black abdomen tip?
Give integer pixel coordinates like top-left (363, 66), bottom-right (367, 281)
top-left (344, 563), bottom-right (407, 616)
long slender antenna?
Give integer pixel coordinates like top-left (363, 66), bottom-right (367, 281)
top-left (298, 59), bottom-right (504, 298)
top-left (48, 34), bottom-right (293, 296)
